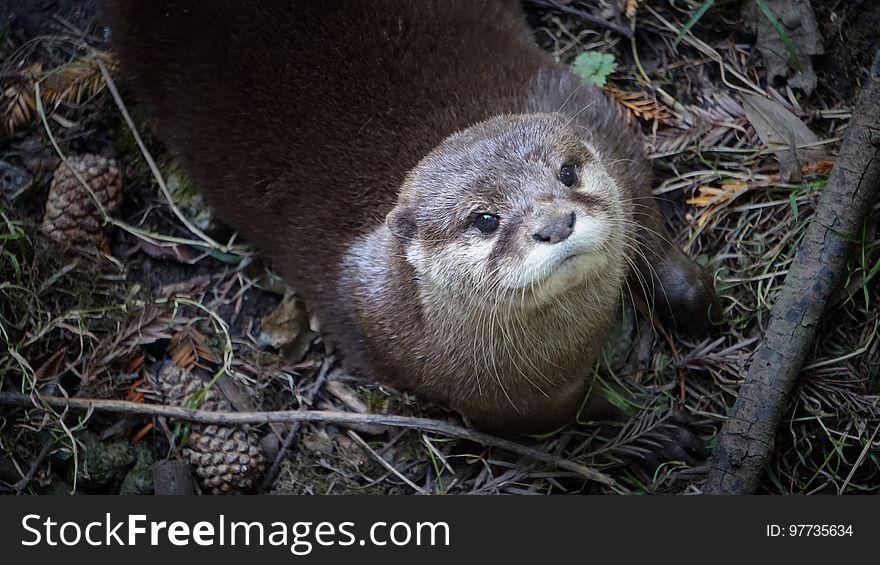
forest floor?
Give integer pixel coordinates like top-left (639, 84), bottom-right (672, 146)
top-left (1, 0), bottom-right (878, 495)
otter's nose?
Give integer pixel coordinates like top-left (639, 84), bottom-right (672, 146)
top-left (532, 212), bottom-right (576, 244)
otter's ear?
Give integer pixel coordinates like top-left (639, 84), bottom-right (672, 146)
top-left (386, 205), bottom-right (417, 245)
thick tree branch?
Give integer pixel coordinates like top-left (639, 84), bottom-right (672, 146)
top-left (704, 50), bottom-right (880, 494)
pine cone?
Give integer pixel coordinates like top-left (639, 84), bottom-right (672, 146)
top-left (155, 363), bottom-right (265, 494)
top-left (41, 153), bottom-right (122, 247)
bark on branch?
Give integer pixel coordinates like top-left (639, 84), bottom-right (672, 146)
top-left (704, 51), bottom-right (880, 494)
top-left (0, 391), bottom-right (613, 486)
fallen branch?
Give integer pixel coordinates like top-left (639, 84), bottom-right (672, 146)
top-left (0, 391), bottom-right (614, 487)
top-left (704, 50), bottom-right (880, 494)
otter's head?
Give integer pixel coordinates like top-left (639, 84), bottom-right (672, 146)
top-left (387, 113), bottom-right (630, 307)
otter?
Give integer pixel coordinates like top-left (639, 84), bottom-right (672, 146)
top-left (107, 1), bottom-right (717, 434)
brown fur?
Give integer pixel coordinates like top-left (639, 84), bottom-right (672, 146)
top-left (107, 1), bottom-right (717, 434)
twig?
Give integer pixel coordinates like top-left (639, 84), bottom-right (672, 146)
top-left (260, 361), bottom-right (331, 490)
top-left (704, 50), bottom-right (880, 495)
top-left (838, 422), bottom-right (880, 495)
top-left (645, 5), bottom-right (766, 97)
top-left (0, 391), bottom-right (614, 486)
top-left (96, 58), bottom-right (233, 254)
top-left (347, 429), bottom-right (427, 494)
top-left (525, 0), bottom-right (633, 38)
top-left (14, 436), bottom-right (56, 495)
top-left (34, 70), bottom-right (245, 253)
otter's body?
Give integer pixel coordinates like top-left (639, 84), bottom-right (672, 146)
top-left (109, 1), bottom-right (713, 433)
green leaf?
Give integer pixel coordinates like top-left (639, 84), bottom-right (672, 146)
top-left (572, 51), bottom-right (617, 87)
top-left (3, 250), bottom-right (21, 280)
top-left (190, 244), bottom-right (246, 265)
top-left (674, 0), bottom-right (715, 47)
top-left (789, 192), bottom-right (798, 221)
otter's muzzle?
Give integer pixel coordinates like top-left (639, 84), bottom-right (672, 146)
top-left (532, 211), bottom-right (576, 244)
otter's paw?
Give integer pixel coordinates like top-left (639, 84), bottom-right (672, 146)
top-left (651, 247), bottom-right (722, 336)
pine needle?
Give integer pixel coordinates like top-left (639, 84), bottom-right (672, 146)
top-left (605, 85), bottom-right (672, 124)
top-left (1, 51), bottom-right (116, 136)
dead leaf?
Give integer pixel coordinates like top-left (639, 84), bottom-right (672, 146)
top-left (33, 346), bottom-right (69, 384)
top-left (741, 93), bottom-right (827, 182)
top-left (742, 0), bottom-right (824, 94)
top-left (128, 238), bottom-right (200, 263)
top-left (215, 374), bottom-right (259, 413)
top-left (259, 294), bottom-right (310, 350)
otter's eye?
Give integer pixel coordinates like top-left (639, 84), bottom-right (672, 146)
top-left (472, 213), bottom-right (500, 235)
top-left (559, 164), bottom-right (578, 187)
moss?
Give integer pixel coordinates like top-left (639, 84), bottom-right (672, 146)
top-left (65, 431), bottom-right (136, 491)
top-left (119, 442), bottom-right (155, 495)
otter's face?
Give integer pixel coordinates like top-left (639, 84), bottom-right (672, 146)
top-left (387, 113), bottom-right (628, 305)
